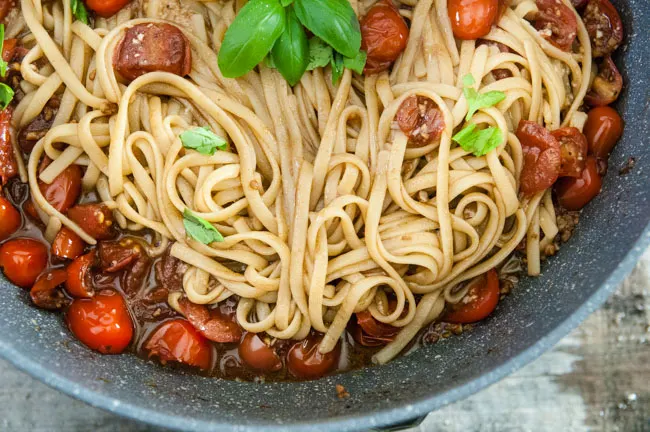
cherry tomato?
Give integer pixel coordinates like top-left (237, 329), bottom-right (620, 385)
top-left (583, 0), bottom-right (624, 57)
top-left (585, 56), bottom-right (623, 106)
top-left (51, 227), bottom-right (85, 260)
top-left (583, 106), bottom-right (623, 159)
top-left (395, 95), bottom-right (445, 147)
top-left (66, 290), bottom-right (133, 354)
top-left (145, 319), bottom-right (212, 370)
top-left (360, 0), bottom-right (409, 74)
top-left (534, 0), bottom-right (578, 51)
top-left (2, 38), bottom-right (16, 63)
top-left (571, 0), bottom-right (589, 9)
top-left (98, 239), bottom-right (141, 272)
top-left (287, 334), bottom-right (340, 379)
top-left (65, 251), bottom-right (96, 298)
top-left (238, 332), bottom-right (283, 372)
top-left (178, 298), bottom-right (242, 343)
top-left (23, 199), bottom-right (41, 222)
top-left (516, 120), bottom-right (561, 196)
top-left (38, 162), bottom-right (82, 213)
top-left (448, 0), bottom-right (499, 41)
top-left (555, 156), bottom-right (602, 210)
top-left (0, 0), bottom-right (13, 21)
top-left (67, 204), bottom-right (116, 240)
top-left (351, 310), bottom-right (399, 347)
top-left (445, 269), bottom-right (500, 323)
top-left (552, 127), bottom-right (588, 178)
top-left (30, 269), bottom-right (69, 310)
top-left (85, 0), bottom-right (132, 17)
top-left (0, 196), bottom-right (20, 241)
top-left (0, 238), bottom-right (48, 288)
top-left (0, 108), bottom-right (17, 186)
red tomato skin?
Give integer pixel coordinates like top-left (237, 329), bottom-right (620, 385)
top-left (360, 0), bottom-right (409, 74)
top-left (0, 108), bottom-right (17, 186)
top-left (0, 238), bottom-right (48, 288)
top-left (0, 196), bottom-right (21, 241)
top-left (448, 0), bottom-right (499, 40)
top-left (51, 227), bottom-right (85, 260)
top-left (555, 156), bottom-right (602, 211)
top-left (583, 106), bottom-right (623, 159)
top-left (145, 319), bottom-right (212, 370)
top-left (287, 334), bottom-right (340, 380)
top-left (85, 0), bottom-right (132, 17)
top-left (38, 164), bottom-right (82, 213)
top-left (445, 269), bottom-right (500, 324)
top-left (66, 291), bottom-right (133, 354)
top-left (516, 120), bottom-right (562, 196)
top-left (30, 269), bottom-right (69, 310)
top-left (65, 251), bottom-right (96, 298)
top-left (552, 127), bottom-right (589, 178)
top-left (67, 204), bottom-right (116, 240)
top-left (238, 332), bottom-right (283, 372)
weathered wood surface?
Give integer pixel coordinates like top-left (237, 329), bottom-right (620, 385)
top-left (1, 250), bottom-right (649, 432)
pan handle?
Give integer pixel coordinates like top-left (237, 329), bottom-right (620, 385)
top-left (373, 415), bottom-right (427, 431)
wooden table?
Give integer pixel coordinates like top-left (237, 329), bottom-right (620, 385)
top-left (1, 251), bottom-right (648, 432)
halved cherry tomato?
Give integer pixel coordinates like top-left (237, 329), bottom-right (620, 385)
top-left (30, 269), bottom-right (69, 310)
top-left (0, 196), bottom-right (20, 241)
top-left (555, 156), bottom-right (602, 210)
top-left (0, 108), bottom-right (17, 186)
top-left (534, 0), bottom-right (578, 51)
top-left (396, 95), bottom-right (445, 147)
top-left (585, 56), bottom-right (623, 107)
top-left (178, 298), bottom-right (242, 343)
top-left (66, 290), bottom-right (133, 354)
top-left (67, 203), bottom-right (116, 240)
top-left (287, 334), bottom-right (340, 379)
top-left (583, 106), bottom-right (623, 159)
top-left (516, 120), bottom-right (561, 196)
top-left (51, 227), bottom-right (85, 260)
top-left (65, 251), bottom-right (96, 298)
top-left (85, 0), bottom-right (132, 17)
top-left (145, 319), bottom-right (212, 370)
top-left (351, 310), bottom-right (399, 347)
top-left (448, 0), bottom-right (499, 41)
top-left (38, 161), bottom-right (82, 213)
top-left (98, 239), bottom-right (141, 272)
top-left (552, 127), bottom-right (588, 178)
top-left (445, 269), bottom-right (499, 323)
top-left (238, 332), bottom-right (283, 372)
top-left (360, 0), bottom-right (409, 74)
top-left (583, 0), bottom-right (624, 57)
top-left (0, 238), bottom-right (48, 288)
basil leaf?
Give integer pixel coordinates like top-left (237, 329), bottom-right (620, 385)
top-left (305, 37), bottom-right (333, 70)
top-left (462, 73), bottom-right (506, 121)
top-left (218, 0), bottom-right (286, 78)
top-left (280, 0), bottom-right (294, 5)
top-left (331, 51), bottom-right (344, 85)
top-left (270, 8), bottom-right (309, 86)
top-left (180, 127), bottom-right (228, 155)
top-left (0, 25), bottom-right (7, 78)
top-left (452, 124), bottom-right (503, 157)
top-left (71, 0), bottom-right (89, 24)
top-left (0, 83), bottom-right (14, 109)
top-left (183, 209), bottom-right (224, 244)
top-left (343, 50), bottom-right (366, 75)
top-left (293, 0), bottom-right (361, 58)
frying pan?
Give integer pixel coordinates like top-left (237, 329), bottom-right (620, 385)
top-left (1, 1), bottom-right (648, 430)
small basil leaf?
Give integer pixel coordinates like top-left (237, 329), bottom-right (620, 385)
top-left (331, 51), bottom-right (344, 85)
top-left (452, 124), bottom-right (503, 157)
top-left (0, 25), bottom-right (7, 78)
top-left (462, 73), bottom-right (506, 121)
top-left (71, 0), bottom-right (89, 24)
top-left (180, 127), bottom-right (228, 155)
top-left (218, 0), bottom-right (286, 78)
top-left (0, 83), bottom-right (14, 109)
top-left (183, 209), bottom-right (224, 244)
top-left (293, 0), bottom-right (361, 58)
top-left (270, 8), bottom-right (309, 86)
top-left (306, 37), bottom-right (333, 70)
top-left (343, 50), bottom-right (366, 75)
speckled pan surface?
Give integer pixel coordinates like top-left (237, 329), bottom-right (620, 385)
top-left (1, 1), bottom-right (649, 431)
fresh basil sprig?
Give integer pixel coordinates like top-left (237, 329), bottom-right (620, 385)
top-left (71, 0), bottom-right (89, 24)
top-left (218, 0), bottom-right (366, 86)
top-left (180, 127), bottom-right (228, 155)
top-left (183, 209), bottom-right (224, 244)
top-left (452, 123), bottom-right (503, 157)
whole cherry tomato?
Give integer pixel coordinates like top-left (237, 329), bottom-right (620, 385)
top-left (360, 0), bottom-right (409, 74)
top-left (583, 106), bottom-right (623, 159)
top-left (51, 227), bottom-right (85, 260)
top-left (30, 269), bottom-right (69, 310)
top-left (85, 0), bottom-right (132, 17)
top-left (238, 332), bottom-right (283, 372)
top-left (38, 162), bottom-right (82, 213)
top-left (445, 269), bottom-right (500, 323)
top-left (0, 196), bottom-right (21, 241)
top-left (0, 238), bottom-right (48, 288)
top-left (448, 0), bottom-right (499, 40)
top-left (66, 290), bottom-right (133, 354)
top-left (552, 127), bottom-right (588, 178)
top-left (145, 319), bottom-right (213, 370)
top-left (534, 0), bottom-right (578, 51)
top-left (65, 251), bottom-right (96, 298)
top-left (516, 120), bottom-right (561, 196)
top-left (287, 334), bottom-right (340, 379)
top-left (555, 156), bottom-right (602, 210)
